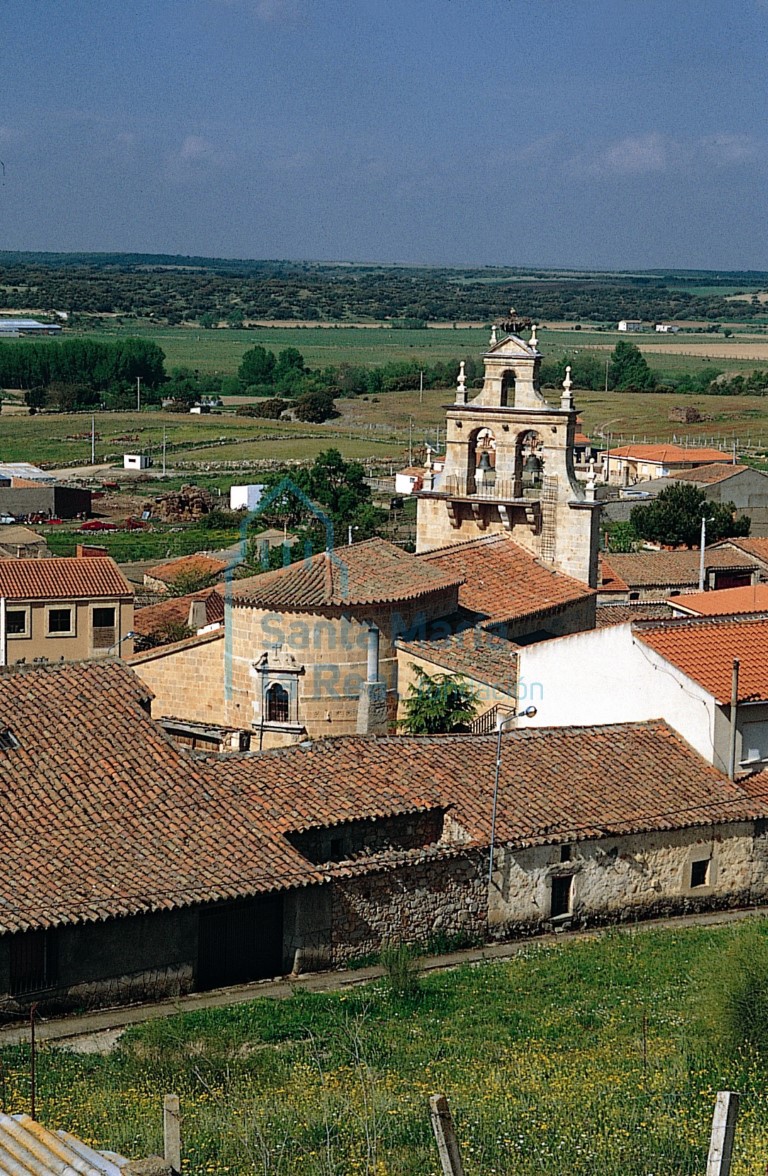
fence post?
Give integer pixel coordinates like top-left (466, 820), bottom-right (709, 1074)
top-left (707, 1090), bottom-right (739, 1176)
top-left (163, 1093), bottom-right (181, 1174)
top-left (429, 1094), bottom-right (465, 1176)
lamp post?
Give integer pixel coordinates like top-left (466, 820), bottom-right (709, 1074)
top-left (108, 630), bottom-right (137, 655)
top-left (699, 510), bottom-right (715, 592)
top-left (488, 708), bottom-right (537, 893)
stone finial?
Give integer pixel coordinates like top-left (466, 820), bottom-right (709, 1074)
top-left (529, 323), bottom-right (538, 347)
top-left (490, 324), bottom-right (498, 346)
top-left (586, 460), bottom-right (596, 502)
top-left (425, 443), bottom-right (433, 469)
top-left (561, 365), bottom-right (574, 411)
top-left (455, 360), bottom-right (467, 404)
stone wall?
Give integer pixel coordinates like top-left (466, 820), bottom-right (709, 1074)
top-left (330, 853), bottom-right (487, 962)
top-left (490, 822), bottom-right (762, 936)
top-left (129, 631), bottom-right (226, 725)
top-left (288, 810), bottom-right (446, 864)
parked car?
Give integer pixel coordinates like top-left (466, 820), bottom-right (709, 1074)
top-left (0, 513), bottom-right (16, 525)
top-left (620, 489), bottom-right (652, 500)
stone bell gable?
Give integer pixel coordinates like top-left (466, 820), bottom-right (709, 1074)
top-left (415, 327), bottom-right (600, 588)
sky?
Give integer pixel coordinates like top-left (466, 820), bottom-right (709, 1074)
top-left (1, 0), bottom-right (767, 270)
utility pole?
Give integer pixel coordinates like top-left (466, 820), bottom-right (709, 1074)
top-left (409, 416), bottom-right (413, 465)
top-left (605, 357), bottom-right (609, 393)
top-left (699, 512), bottom-right (713, 592)
top-left (91, 415), bottom-right (95, 465)
top-left (136, 375), bottom-right (142, 412)
top-left (419, 369), bottom-right (423, 403)
top-left (162, 427), bottom-right (167, 476)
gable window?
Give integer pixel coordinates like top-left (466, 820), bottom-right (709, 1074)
top-left (266, 683), bottom-right (290, 724)
top-left (47, 607), bottom-right (73, 636)
top-left (5, 608), bottom-right (28, 637)
top-left (92, 606), bottom-right (116, 650)
top-left (9, 930), bottom-right (55, 995)
top-left (690, 859), bottom-right (710, 888)
top-left (551, 875), bottom-right (572, 918)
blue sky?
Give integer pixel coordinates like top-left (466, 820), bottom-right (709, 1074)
top-left (1, 0), bottom-right (767, 269)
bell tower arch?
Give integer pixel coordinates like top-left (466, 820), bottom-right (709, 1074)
top-left (416, 325), bottom-right (600, 588)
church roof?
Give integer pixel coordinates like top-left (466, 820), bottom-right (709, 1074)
top-left (230, 538), bottom-right (463, 610)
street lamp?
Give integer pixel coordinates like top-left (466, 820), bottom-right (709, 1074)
top-left (699, 509), bottom-right (715, 592)
top-left (488, 708), bottom-right (537, 893)
top-left (108, 630), bottom-right (137, 655)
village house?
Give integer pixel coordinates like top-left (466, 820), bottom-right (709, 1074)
top-left (598, 548), bottom-right (760, 603)
top-left (0, 525), bottom-right (50, 560)
top-left (0, 658), bottom-right (766, 1015)
top-left (609, 464), bottom-right (768, 537)
top-left (601, 443), bottom-right (733, 486)
top-left (668, 584), bottom-right (768, 618)
top-left (0, 556), bottom-right (134, 664)
top-left (143, 553), bottom-right (229, 594)
top-left (133, 585), bottom-right (225, 648)
top-left (515, 613), bottom-right (768, 776)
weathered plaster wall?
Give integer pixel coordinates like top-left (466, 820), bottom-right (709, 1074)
top-left (490, 822), bottom-right (761, 935)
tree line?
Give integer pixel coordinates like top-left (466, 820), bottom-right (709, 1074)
top-left (0, 337), bottom-right (166, 410)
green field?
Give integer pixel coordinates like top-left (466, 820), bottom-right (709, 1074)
top-left (5, 920), bottom-right (768, 1174)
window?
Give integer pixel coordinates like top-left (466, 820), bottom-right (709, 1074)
top-left (92, 606), bottom-right (116, 650)
top-left (266, 683), bottom-right (290, 723)
top-left (551, 875), bottom-right (573, 918)
top-left (690, 859), bottom-right (710, 888)
top-left (5, 608), bottom-right (28, 637)
top-left (47, 607), bottom-right (73, 636)
top-left (560, 844), bottom-right (572, 862)
top-left (9, 930), bottom-right (55, 995)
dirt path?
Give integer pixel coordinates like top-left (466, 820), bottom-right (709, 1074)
top-left (1, 905), bottom-right (764, 1052)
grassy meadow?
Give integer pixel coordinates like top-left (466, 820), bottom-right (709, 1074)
top-left (5, 920), bottom-right (768, 1175)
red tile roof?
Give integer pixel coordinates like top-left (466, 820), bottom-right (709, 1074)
top-left (231, 538), bottom-right (463, 610)
top-left (715, 538), bottom-right (768, 567)
top-left (670, 584), bottom-right (768, 617)
top-left (601, 548), bottom-right (758, 589)
top-left (419, 535), bottom-right (594, 625)
top-left (148, 554), bottom-right (228, 585)
top-left (397, 629), bottom-right (518, 696)
top-left (671, 463), bottom-right (748, 485)
top-left (0, 660), bottom-right (759, 933)
top-left (596, 602), bottom-right (675, 627)
top-left (635, 616), bottom-right (768, 703)
top-left (606, 444), bottom-right (732, 463)
top-left (599, 556), bottom-right (630, 594)
top-left (0, 556), bottom-right (133, 601)
top-left (133, 585), bottom-right (224, 637)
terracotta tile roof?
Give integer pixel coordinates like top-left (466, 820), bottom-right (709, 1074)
top-left (419, 535), bottom-right (594, 626)
top-left (670, 584), bottom-right (768, 617)
top-left (397, 629), bottom-right (518, 696)
top-left (220, 719), bottom-right (763, 848)
top-left (606, 444), bottom-right (732, 463)
top-left (231, 538), bottom-right (463, 610)
top-left (0, 660), bottom-right (760, 933)
top-left (715, 538), bottom-right (768, 567)
top-left (134, 585), bottom-right (225, 637)
top-left (602, 548), bottom-right (758, 589)
top-left (599, 556), bottom-right (630, 594)
top-left (0, 556), bottom-right (133, 601)
top-left (596, 602), bottom-right (675, 627)
top-left (148, 553), bottom-right (228, 585)
top-left (634, 615), bottom-right (768, 703)
top-left (671, 463), bottom-right (748, 484)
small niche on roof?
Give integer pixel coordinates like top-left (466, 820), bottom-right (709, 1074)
top-left (0, 728), bottom-right (19, 751)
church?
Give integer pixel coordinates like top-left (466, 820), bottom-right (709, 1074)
top-left (129, 324), bottom-right (600, 747)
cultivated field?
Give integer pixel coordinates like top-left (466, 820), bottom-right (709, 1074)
top-left (3, 921), bottom-right (768, 1175)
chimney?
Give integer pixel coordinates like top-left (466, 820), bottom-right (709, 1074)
top-left (356, 624), bottom-right (387, 735)
top-left (188, 598), bottom-right (208, 630)
top-left (76, 543), bottom-right (108, 559)
top-left (366, 624), bottom-right (381, 683)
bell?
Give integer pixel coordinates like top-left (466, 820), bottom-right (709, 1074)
top-left (523, 452), bottom-right (543, 485)
top-left (477, 451), bottom-right (493, 473)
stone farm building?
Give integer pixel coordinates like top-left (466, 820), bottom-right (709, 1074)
top-left (1, 658), bottom-right (768, 1015)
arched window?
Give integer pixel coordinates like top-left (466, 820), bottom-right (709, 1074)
top-left (515, 429), bottom-right (544, 492)
top-left (467, 427), bottom-right (496, 495)
top-left (500, 370), bottom-right (515, 407)
top-left (266, 682), bottom-right (290, 723)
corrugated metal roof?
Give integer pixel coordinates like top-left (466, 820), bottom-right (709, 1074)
top-left (0, 1114), bottom-right (129, 1175)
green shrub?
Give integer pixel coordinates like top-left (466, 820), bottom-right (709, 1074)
top-left (695, 920), bottom-right (768, 1056)
top-left (380, 941), bottom-right (422, 1002)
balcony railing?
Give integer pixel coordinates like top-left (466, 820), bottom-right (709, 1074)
top-left (440, 474), bottom-right (531, 501)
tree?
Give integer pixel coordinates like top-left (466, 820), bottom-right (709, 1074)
top-left (630, 481), bottom-right (751, 548)
top-left (399, 666), bottom-right (479, 735)
top-left (609, 340), bottom-right (656, 391)
top-left (238, 345), bottom-right (276, 387)
top-left (294, 388), bottom-right (337, 422)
